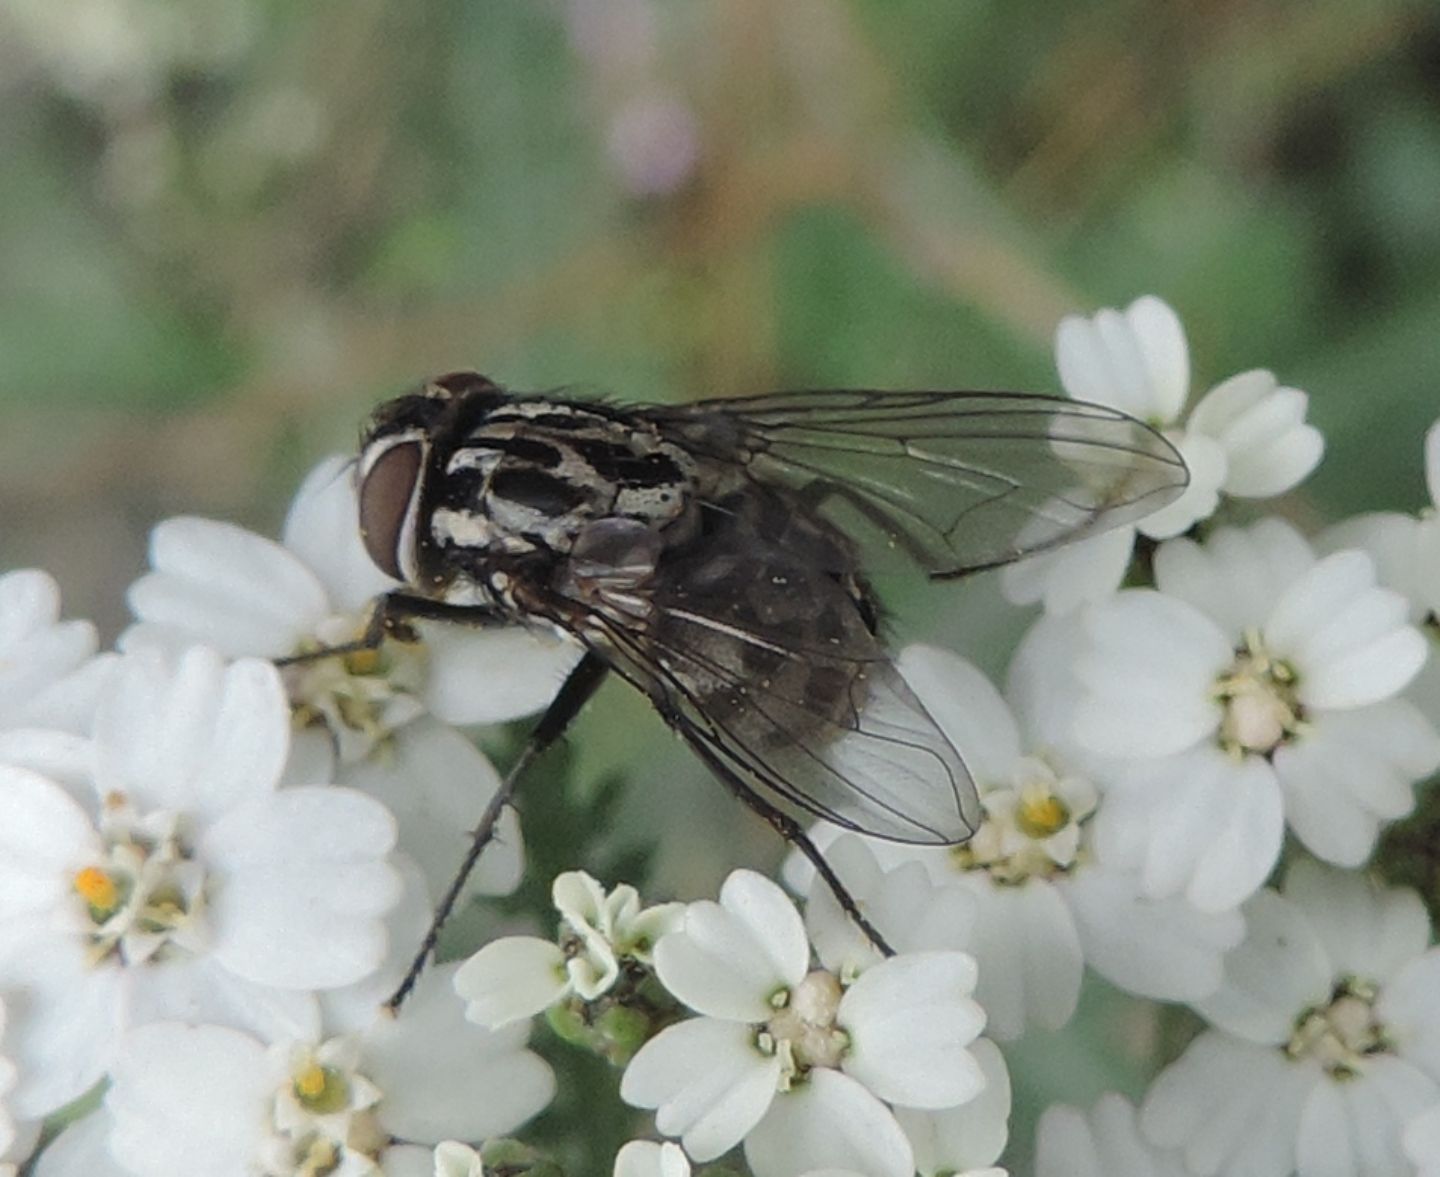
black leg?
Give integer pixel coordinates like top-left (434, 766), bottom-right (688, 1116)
top-left (274, 591), bottom-right (506, 667)
top-left (754, 805), bottom-right (896, 959)
top-left (385, 650), bottom-right (612, 1010)
top-left (674, 730), bottom-right (897, 958)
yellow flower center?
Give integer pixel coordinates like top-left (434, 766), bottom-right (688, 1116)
top-left (1015, 791), bottom-right (1071, 839)
top-left (292, 1062), bottom-right (350, 1114)
top-left (73, 866), bottom-right (121, 916)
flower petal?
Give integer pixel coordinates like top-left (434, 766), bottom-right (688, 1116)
top-left (123, 516), bottom-right (331, 658)
top-left (366, 963), bottom-right (556, 1140)
top-left (839, 951), bottom-right (985, 1109)
top-left (897, 646), bottom-right (1020, 785)
top-left (1075, 592), bottom-right (1230, 758)
top-left (744, 1069), bottom-right (914, 1177)
top-left (202, 786), bottom-right (400, 989)
top-left (656, 870), bottom-right (808, 1021)
top-left (107, 1022), bottom-right (275, 1176)
top-left (895, 1038), bottom-right (1011, 1173)
top-left (1141, 1033), bottom-right (1313, 1177)
top-left (1061, 867), bottom-right (1244, 1004)
top-left (420, 624), bottom-right (585, 726)
top-left (620, 1017), bottom-right (779, 1162)
top-left (1193, 888), bottom-right (1332, 1044)
top-left (454, 937), bottom-right (568, 1030)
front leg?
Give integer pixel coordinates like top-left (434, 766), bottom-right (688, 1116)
top-left (274, 591), bottom-right (507, 667)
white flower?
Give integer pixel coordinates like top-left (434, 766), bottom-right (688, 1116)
top-left (122, 455), bottom-right (582, 759)
top-left (1036, 1093), bottom-right (1187, 1177)
top-left (121, 456), bottom-right (569, 902)
top-left (620, 869), bottom-right (989, 1177)
top-left (455, 870), bottom-right (683, 1030)
top-left (0, 646), bottom-right (401, 1117)
top-left (1004, 295), bottom-right (1324, 613)
top-left (1075, 519), bottom-right (1439, 904)
top-left (40, 964), bottom-right (552, 1177)
top-left (0, 568), bottom-right (112, 736)
top-left (795, 635), bottom-right (1243, 1040)
top-left (1141, 861), bottom-right (1440, 1177)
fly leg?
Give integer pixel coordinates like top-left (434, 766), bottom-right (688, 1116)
top-left (385, 650), bottom-right (611, 1010)
top-left (675, 727), bottom-right (896, 957)
top-left (759, 807), bottom-right (896, 958)
top-left (273, 592), bottom-right (508, 667)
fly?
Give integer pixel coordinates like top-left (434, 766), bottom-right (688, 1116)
top-left (332, 371), bottom-right (1189, 1006)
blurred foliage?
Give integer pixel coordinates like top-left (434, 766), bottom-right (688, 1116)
top-left (3, 0), bottom-right (1440, 1172)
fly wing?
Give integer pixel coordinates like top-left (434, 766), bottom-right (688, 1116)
top-left (641, 390), bottom-right (1188, 577)
top-left (573, 522), bottom-right (981, 844)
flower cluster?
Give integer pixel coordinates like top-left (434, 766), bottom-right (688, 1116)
top-left (1, 292), bottom-right (1437, 1177)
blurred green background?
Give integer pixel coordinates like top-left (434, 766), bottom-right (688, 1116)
top-left (2, 0), bottom-right (1438, 1169)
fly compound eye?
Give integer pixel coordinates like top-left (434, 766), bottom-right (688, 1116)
top-left (358, 440), bottom-right (424, 581)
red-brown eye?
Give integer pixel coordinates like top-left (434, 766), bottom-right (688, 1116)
top-left (358, 441), bottom-right (423, 581)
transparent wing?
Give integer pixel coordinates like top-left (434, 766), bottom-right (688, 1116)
top-left (642, 390), bottom-right (1188, 577)
top-left (572, 527), bottom-right (981, 844)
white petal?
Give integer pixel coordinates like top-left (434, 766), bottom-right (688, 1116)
top-left (1037, 1093), bottom-right (1189, 1177)
top-left (93, 649), bottom-right (291, 819)
top-left (367, 963), bottom-right (556, 1140)
top-left (1295, 1057), bottom-right (1437, 1177)
top-left (453, 937), bottom-right (567, 1030)
top-left (1282, 859), bottom-right (1431, 987)
top-left (1188, 371), bottom-right (1324, 498)
top-left (897, 646), bottom-right (1020, 785)
top-left (1321, 511), bottom-right (1436, 623)
top-left (419, 624), bottom-right (584, 726)
top-left (1404, 1103), bottom-right (1440, 1175)
top-left (1000, 526), bottom-right (1135, 615)
top-left (1263, 551), bottom-right (1426, 708)
top-left (281, 455), bottom-right (397, 613)
top-left (106, 1022), bottom-right (275, 1176)
top-left (29, 1112), bottom-right (127, 1177)
top-left (202, 786), bottom-right (400, 989)
top-left (657, 871), bottom-right (808, 1022)
top-left (744, 1069), bottom-right (914, 1177)
top-left (0, 933), bottom-right (124, 1117)
top-left (1135, 432), bottom-right (1226, 539)
top-left (1274, 704), bottom-right (1440, 867)
top-left (895, 1038), bottom-right (1011, 1173)
top-left (1141, 1033), bottom-right (1313, 1177)
top-left (1074, 592), bottom-right (1229, 758)
top-left (123, 955), bottom-right (320, 1045)
top-left (1154, 519), bottom-right (1316, 638)
top-left (0, 765), bottom-right (101, 922)
top-left (1378, 952), bottom-right (1440, 1078)
top-left (1193, 888), bottom-right (1332, 1044)
top-left (123, 516), bottom-right (331, 658)
top-left (1093, 747), bottom-right (1283, 912)
top-left (1055, 296), bottom-right (1189, 421)
top-left (613, 1141), bottom-right (692, 1177)
top-left (839, 952), bottom-right (985, 1109)
top-left (338, 719), bottom-right (522, 900)
top-left (954, 875), bottom-right (1080, 1041)
top-left (620, 1017), bottom-right (779, 1162)
top-left (1061, 868), bottom-right (1244, 1004)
